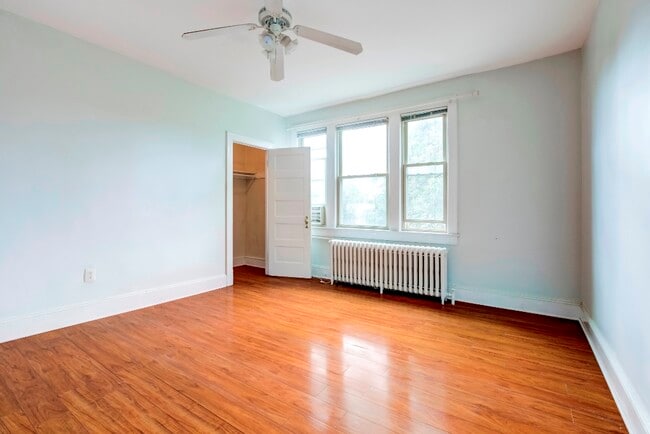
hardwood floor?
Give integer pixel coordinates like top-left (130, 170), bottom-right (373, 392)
top-left (0, 266), bottom-right (625, 433)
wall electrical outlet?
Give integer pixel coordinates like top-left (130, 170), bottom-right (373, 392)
top-left (84, 268), bottom-right (96, 283)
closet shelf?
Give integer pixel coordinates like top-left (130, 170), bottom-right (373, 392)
top-left (234, 170), bottom-right (265, 180)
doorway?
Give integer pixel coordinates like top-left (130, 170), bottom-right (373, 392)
top-left (225, 132), bottom-right (312, 285)
top-left (225, 132), bottom-right (273, 286)
top-left (233, 143), bottom-right (267, 272)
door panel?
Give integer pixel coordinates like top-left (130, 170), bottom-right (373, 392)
top-left (267, 147), bottom-right (311, 278)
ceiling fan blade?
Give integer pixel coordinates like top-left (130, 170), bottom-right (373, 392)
top-left (265, 0), bottom-right (283, 15)
top-left (293, 25), bottom-right (363, 55)
top-left (182, 23), bottom-right (259, 40)
top-left (270, 44), bottom-right (285, 81)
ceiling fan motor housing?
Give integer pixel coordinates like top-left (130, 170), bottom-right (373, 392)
top-left (183, 2), bottom-right (363, 82)
top-left (258, 7), bottom-right (292, 34)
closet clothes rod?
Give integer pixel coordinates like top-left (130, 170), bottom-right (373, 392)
top-left (233, 171), bottom-right (265, 180)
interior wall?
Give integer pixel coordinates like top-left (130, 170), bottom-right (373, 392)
top-left (233, 144), bottom-right (266, 265)
top-left (233, 147), bottom-right (248, 262)
top-left (581, 0), bottom-right (650, 424)
top-left (0, 11), bottom-right (285, 325)
top-left (245, 150), bottom-right (266, 261)
top-left (288, 51), bottom-right (583, 308)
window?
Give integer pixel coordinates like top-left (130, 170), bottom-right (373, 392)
top-left (402, 109), bottom-right (447, 232)
top-left (297, 128), bottom-right (327, 206)
top-left (337, 119), bottom-right (388, 228)
top-left (291, 99), bottom-right (459, 245)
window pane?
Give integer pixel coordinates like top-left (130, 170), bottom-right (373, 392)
top-left (308, 146), bottom-right (326, 160)
top-left (340, 124), bottom-right (387, 176)
top-left (301, 133), bottom-right (326, 154)
top-left (339, 176), bottom-right (387, 227)
top-left (300, 131), bottom-right (327, 206)
top-left (406, 116), bottom-right (445, 164)
top-left (311, 180), bottom-right (326, 205)
top-left (311, 159), bottom-right (326, 181)
top-left (405, 165), bottom-right (444, 222)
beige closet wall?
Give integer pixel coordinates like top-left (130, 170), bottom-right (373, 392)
top-left (233, 144), bottom-right (266, 265)
top-left (233, 174), bottom-right (247, 262)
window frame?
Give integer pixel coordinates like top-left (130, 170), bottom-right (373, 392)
top-left (336, 118), bottom-right (389, 230)
top-left (401, 110), bottom-right (448, 232)
top-left (293, 99), bottom-right (459, 245)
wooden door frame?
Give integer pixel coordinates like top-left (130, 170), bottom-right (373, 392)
top-left (226, 132), bottom-right (274, 286)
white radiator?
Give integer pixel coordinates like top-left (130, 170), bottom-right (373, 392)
top-left (329, 239), bottom-right (450, 304)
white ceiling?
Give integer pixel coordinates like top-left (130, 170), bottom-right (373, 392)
top-left (0, 0), bottom-right (597, 116)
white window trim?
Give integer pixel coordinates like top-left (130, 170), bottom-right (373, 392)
top-left (401, 109), bottom-right (448, 232)
top-left (295, 99), bottom-right (460, 246)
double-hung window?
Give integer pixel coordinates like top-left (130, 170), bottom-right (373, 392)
top-left (294, 99), bottom-right (458, 244)
top-left (297, 128), bottom-right (327, 206)
top-left (337, 119), bottom-right (388, 229)
top-left (402, 108), bottom-right (448, 233)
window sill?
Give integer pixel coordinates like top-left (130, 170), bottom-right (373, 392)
top-left (311, 227), bottom-right (459, 246)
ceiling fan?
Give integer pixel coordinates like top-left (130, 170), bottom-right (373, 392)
top-left (181, 0), bottom-right (363, 81)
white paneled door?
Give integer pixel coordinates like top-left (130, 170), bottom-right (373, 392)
top-left (266, 147), bottom-right (311, 278)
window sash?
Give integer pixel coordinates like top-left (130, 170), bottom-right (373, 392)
top-left (336, 118), bottom-right (389, 229)
top-left (337, 174), bottom-right (389, 229)
top-left (402, 111), bottom-right (448, 231)
top-left (402, 162), bottom-right (447, 225)
top-left (337, 119), bottom-right (388, 177)
top-left (402, 112), bottom-right (447, 165)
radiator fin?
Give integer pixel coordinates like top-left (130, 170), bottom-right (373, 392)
top-left (329, 240), bottom-right (448, 304)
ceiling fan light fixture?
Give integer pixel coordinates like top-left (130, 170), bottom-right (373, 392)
top-left (259, 32), bottom-right (276, 51)
top-left (280, 33), bottom-right (298, 54)
top-left (182, 0), bottom-right (363, 81)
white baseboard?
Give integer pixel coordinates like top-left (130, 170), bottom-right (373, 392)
top-left (244, 256), bottom-right (265, 269)
top-left (0, 274), bottom-right (228, 344)
top-left (312, 266), bottom-right (580, 319)
top-left (234, 256), bottom-right (265, 269)
top-left (311, 265), bottom-right (330, 279)
top-left (580, 310), bottom-right (649, 434)
top-left (453, 286), bottom-right (582, 320)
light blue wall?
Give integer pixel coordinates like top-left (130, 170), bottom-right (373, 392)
top-left (289, 51), bottom-right (583, 305)
top-left (0, 11), bottom-right (286, 319)
top-left (581, 0), bottom-right (650, 422)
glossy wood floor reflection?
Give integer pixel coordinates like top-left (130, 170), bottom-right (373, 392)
top-left (0, 267), bottom-right (625, 433)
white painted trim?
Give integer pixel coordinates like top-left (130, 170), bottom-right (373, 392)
top-left (0, 275), bottom-right (227, 344)
top-left (226, 132), bottom-right (275, 286)
top-left (233, 256), bottom-right (246, 267)
top-left (311, 227), bottom-right (459, 245)
top-left (388, 112), bottom-right (401, 231)
top-left (580, 310), bottom-right (649, 434)
top-left (313, 264), bottom-right (578, 318)
top-left (266, 147), bottom-right (313, 278)
top-left (325, 124), bottom-right (337, 232)
top-left (226, 134), bottom-right (234, 286)
top-left (453, 286), bottom-right (582, 319)
top-left (292, 97), bottom-right (463, 246)
top-left (446, 100), bottom-right (459, 235)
